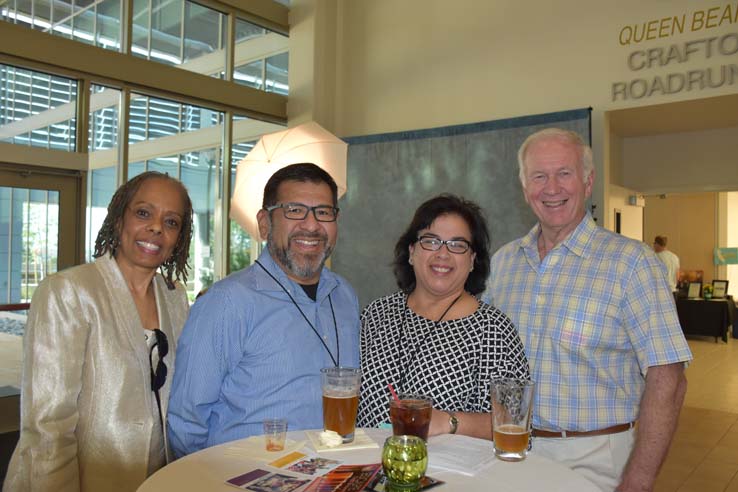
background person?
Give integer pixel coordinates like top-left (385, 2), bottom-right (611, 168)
top-left (167, 163), bottom-right (360, 457)
top-left (653, 235), bottom-right (680, 292)
top-left (484, 128), bottom-right (691, 491)
top-left (4, 171), bottom-right (193, 492)
top-left (357, 194), bottom-right (529, 439)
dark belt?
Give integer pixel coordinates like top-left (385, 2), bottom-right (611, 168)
top-left (532, 422), bottom-right (636, 439)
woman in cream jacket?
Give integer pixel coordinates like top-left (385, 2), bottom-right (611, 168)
top-left (4, 171), bottom-right (193, 492)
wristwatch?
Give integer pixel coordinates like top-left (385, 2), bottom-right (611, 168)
top-left (447, 412), bottom-right (459, 434)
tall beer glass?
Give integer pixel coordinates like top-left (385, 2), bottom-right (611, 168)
top-left (491, 378), bottom-right (534, 462)
top-left (321, 367), bottom-right (361, 443)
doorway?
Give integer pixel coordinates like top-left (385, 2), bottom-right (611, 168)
top-left (0, 163), bottom-right (84, 479)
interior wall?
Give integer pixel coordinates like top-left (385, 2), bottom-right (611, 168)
top-left (608, 185), bottom-right (644, 241)
top-left (727, 192), bottom-right (738, 297)
top-left (644, 193), bottom-right (717, 284)
top-left (622, 127), bottom-right (738, 194)
top-left (330, 1), bottom-right (738, 137)
top-left (289, 0), bottom-right (738, 227)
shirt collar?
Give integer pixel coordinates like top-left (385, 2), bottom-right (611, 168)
top-left (255, 248), bottom-right (337, 299)
top-left (518, 213), bottom-right (597, 259)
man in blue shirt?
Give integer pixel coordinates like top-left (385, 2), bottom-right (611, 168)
top-left (167, 163), bottom-right (361, 457)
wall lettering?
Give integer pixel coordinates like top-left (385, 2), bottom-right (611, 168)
top-left (612, 2), bottom-right (738, 101)
top-left (619, 3), bottom-right (738, 46)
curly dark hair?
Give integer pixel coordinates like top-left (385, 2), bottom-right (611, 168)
top-left (393, 194), bottom-right (491, 295)
top-left (93, 171), bottom-right (194, 289)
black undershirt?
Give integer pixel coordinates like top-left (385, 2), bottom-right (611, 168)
top-left (300, 282), bottom-right (319, 301)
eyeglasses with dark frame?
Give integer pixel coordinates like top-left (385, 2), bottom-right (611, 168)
top-left (417, 235), bottom-right (472, 254)
top-left (265, 202), bottom-right (339, 222)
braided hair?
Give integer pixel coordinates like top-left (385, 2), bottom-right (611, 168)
top-left (93, 171), bottom-right (193, 289)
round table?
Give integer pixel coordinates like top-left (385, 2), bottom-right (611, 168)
top-left (139, 429), bottom-right (599, 492)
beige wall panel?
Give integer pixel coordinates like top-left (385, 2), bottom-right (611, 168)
top-left (326, 0), bottom-right (738, 136)
top-left (622, 127), bottom-right (738, 194)
top-left (644, 193), bottom-right (717, 283)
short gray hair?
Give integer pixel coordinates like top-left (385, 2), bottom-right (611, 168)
top-left (517, 128), bottom-right (593, 189)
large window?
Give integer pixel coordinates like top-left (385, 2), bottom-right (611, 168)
top-left (1, 0), bottom-right (122, 50)
top-left (2, 1), bottom-right (288, 286)
top-left (132, 0), bottom-right (226, 71)
top-left (2, 0), bottom-right (289, 93)
top-left (234, 18), bottom-right (288, 94)
top-left (0, 63), bottom-right (77, 150)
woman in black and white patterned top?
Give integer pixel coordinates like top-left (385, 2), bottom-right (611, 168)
top-left (357, 194), bottom-right (529, 440)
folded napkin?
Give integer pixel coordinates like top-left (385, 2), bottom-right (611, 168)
top-left (305, 429), bottom-right (379, 452)
top-left (426, 434), bottom-right (497, 476)
top-left (222, 436), bottom-right (307, 462)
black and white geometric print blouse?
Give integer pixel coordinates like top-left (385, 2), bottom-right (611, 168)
top-left (357, 291), bottom-right (530, 428)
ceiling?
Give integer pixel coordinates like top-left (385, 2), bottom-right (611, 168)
top-left (608, 93), bottom-right (738, 137)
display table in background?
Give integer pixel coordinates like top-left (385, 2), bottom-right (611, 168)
top-left (675, 296), bottom-right (735, 343)
top-left (138, 429), bottom-right (599, 492)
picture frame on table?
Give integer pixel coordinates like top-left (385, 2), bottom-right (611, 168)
top-left (712, 280), bottom-right (729, 299)
top-left (687, 282), bottom-right (702, 299)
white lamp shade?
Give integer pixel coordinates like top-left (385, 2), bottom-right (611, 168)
top-left (230, 121), bottom-right (348, 239)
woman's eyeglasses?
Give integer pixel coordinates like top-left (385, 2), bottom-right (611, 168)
top-left (416, 235), bottom-right (471, 254)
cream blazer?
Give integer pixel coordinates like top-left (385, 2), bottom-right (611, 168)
top-left (3, 254), bottom-right (189, 492)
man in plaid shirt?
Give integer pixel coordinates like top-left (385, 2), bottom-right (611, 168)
top-left (484, 128), bottom-right (691, 491)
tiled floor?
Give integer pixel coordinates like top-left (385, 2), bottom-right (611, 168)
top-left (655, 337), bottom-right (738, 492)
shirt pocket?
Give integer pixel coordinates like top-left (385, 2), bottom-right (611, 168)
top-left (552, 296), bottom-right (619, 352)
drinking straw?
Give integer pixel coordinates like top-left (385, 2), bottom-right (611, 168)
top-left (387, 383), bottom-right (402, 404)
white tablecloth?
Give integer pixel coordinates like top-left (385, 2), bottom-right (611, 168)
top-left (139, 429), bottom-right (599, 492)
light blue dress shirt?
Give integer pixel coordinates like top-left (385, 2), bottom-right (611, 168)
top-left (167, 249), bottom-right (360, 457)
top-left (483, 214), bottom-right (691, 431)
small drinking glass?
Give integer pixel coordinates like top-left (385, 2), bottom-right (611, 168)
top-left (263, 418), bottom-right (288, 451)
top-left (389, 394), bottom-right (433, 441)
top-left (381, 435), bottom-right (428, 492)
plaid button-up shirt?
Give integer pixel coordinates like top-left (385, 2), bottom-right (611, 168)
top-left (484, 214), bottom-right (691, 432)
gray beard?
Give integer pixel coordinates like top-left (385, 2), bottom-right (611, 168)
top-left (267, 229), bottom-right (332, 281)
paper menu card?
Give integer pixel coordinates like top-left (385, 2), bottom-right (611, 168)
top-left (426, 433), bottom-right (497, 476)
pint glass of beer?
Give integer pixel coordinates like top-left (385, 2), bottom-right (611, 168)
top-left (321, 367), bottom-right (361, 443)
top-left (490, 378), bottom-right (534, 462)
